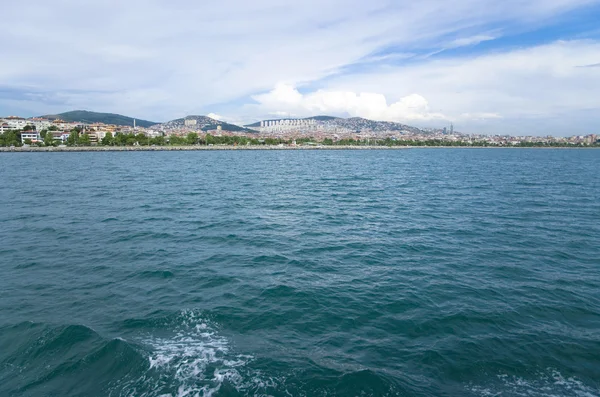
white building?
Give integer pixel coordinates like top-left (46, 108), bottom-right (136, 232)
top-left (21, 132), bottom-right (41, 143)
top-left (6, 119), bottom-right (29, 130)
top-left (0, 123), bottom-right (13, 133)
top-left (257, 118), bottom-right (317, 133)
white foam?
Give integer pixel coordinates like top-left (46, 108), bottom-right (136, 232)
top-left (467, 369), bottom-right (599, 397)
top-left (136, 310), bottom-right (254, 397)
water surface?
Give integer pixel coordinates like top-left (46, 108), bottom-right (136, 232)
top-left (0, 149), bottom-right (599, 396)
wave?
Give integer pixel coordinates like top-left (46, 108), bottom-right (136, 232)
top-left (1, 312), bottom-right (403, 397)
top-left (137, 270), bottom-right (175, 279)
top-left (0, 312), bottom-right (263, 397)
top-left (5, 315), bottom-right (595, 397)
top-left (467, 369), bottom-right (600, 397)
top-left (119, 309), bottom-right (256, 397)
top-left (0, 322), bottom-right (146, 396)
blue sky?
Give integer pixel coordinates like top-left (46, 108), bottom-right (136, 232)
top-left (1, 0), bottom-right (599, 135)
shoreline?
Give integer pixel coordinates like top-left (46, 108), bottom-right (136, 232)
top-left (0, 145), bottom-right (598, 152)
top-left (2, 145), bottom-right (406, 152)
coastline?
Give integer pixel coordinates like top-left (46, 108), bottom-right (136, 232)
top-left (1, 145), bottom-right (407, 152)
top-left (0, 145), bottom-right (598, 152)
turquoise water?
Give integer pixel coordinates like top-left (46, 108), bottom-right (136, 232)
top-left (0, 149), bottom-right (599, 397)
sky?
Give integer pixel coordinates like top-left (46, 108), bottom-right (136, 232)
top-left (1, 0), bottom-right (600, 135)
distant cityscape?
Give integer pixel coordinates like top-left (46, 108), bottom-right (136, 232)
top-left (0, 112), bottom-right (598, 148)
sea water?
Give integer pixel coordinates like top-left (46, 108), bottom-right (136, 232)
top-left (0, 149), bottom-right (599, 396)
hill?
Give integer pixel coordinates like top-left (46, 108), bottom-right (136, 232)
top-left (156, 115), bottom-right (256, 133)
top-left (245, 115), bottom-right (424, 134)
top-left (325, 117), bottom-right (423, 134)
top-left (40, 110), bottom-right (158, 128)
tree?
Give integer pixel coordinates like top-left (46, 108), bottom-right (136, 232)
top-left (24, 138), bottom-right (32, 145)
top-left (101, 132), bottom-right (114, 146)
top-left (168, 135), bottom-right (185, 145)
top-left (48, 125), bottom-right (59, 131)
top-left (0, 130), bottom-right (22, 147)
top-left (135, 133), bottom-right (147, 145)
top-left (67, 130), bottom-right (78, 146)
top-left (125, 133), bottom-right (137, 146)
top-left (114, 132), bottom-right (127, 146)
top-left (186, 132), bottom-right (198, 145)
top-left (79, 133), bottom-right (91, 146)
top-left (44, 130), bottom-right (55, 146)
top-left (23, 125), bottom-right (35, 131)
top-left (150, 136), bottom-right (165, 146)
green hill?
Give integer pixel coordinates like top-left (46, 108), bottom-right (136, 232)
top-left (159, 116), bottom-right (256, 133)
top-left (40, 110), bottom-right (158, 128)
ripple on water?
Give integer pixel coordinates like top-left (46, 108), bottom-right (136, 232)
top-left (466, 369), bottom-right (600, 397)
top-left (0, 150), bottom-right (599, 397)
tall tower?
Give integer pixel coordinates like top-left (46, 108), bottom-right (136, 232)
top-left (134, 119), bottom-right (136, 130)
top-left (450, 123), bottom-right (453, 134)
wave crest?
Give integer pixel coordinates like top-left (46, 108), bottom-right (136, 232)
top-left (117, 310), bottom-right (259, 397)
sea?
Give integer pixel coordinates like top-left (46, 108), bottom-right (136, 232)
top-left (0, 148), bottom-right (599, 397)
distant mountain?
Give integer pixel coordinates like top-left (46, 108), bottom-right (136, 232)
top-left (321, 117), bottom-right (423, 134)
top-left (39, 110), bottom-right (158, 128)
top-left (245, 115), bottom-right (339, 127)
top-left (245, 115), bottom-right (424, 134)
top-left (157, 115), bottom-right (256, 133)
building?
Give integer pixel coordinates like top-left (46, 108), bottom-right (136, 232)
top-left (0, 123), bottom-right (13, 133)
top-left (51, 132), bottom-right (64, 142)
top-left (21, 132), bottom-right (41, 144)
top-left (5, 119), bottom-right (29, 130)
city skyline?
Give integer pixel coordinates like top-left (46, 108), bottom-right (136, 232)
top-left (1, 110), bottom-right (599, 139)
top-left (1, 1), bottom-right (600, 135)
top-left (3, 112), bottom-right (597, 148)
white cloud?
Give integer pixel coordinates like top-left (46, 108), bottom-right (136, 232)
top-left (207, 113), bottom-right (223, 121)
top-left (0, 0), bottom-right (598, 134)
top-left (449, 35), bottom-right (497, 48)
top-left (316, 40), bottom-right (600, 133)
top-left (252, 84), bottom-right (445, 122)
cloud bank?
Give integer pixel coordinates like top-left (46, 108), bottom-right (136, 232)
top-left (0, 0), bottom-right (599, 134)
top-left (251, 84), bottom-right (446, 122)
top-left (249, 40), bottom-right (600, 133)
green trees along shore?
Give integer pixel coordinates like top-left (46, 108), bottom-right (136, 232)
top-left (0, 129), bottom-right (598, 148)
top-left (0, 130), bottom-right (23, 147)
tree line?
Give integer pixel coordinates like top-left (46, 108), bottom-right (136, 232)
top-left (1, 129), bottom-right (598, 148)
